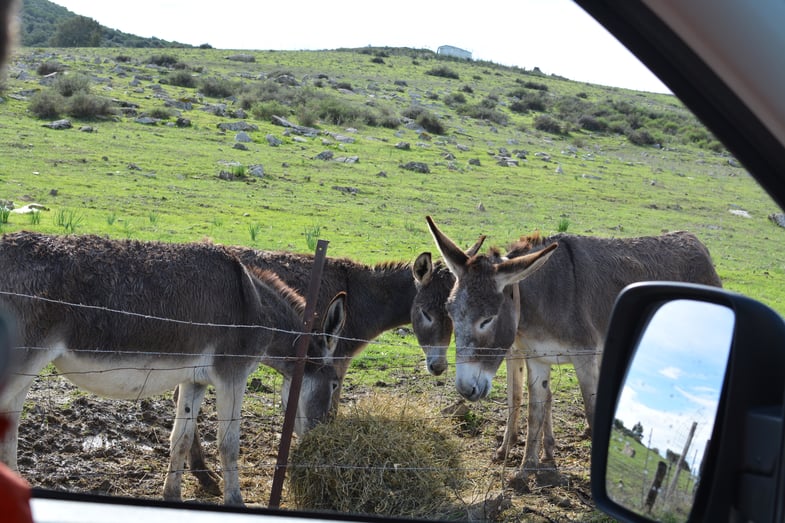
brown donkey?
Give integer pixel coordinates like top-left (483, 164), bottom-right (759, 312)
top-left (422, 216), bottom-right (722, 491)
top-left (184, 245), bottom-right (419, 493)
top-left (0, 232), bottom-right (347, 505)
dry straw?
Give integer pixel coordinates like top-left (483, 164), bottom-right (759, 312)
top-left (289, 393), bottom-right (465, 519)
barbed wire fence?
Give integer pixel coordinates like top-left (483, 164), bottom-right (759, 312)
top-left (2, 288), bottom-right (596, 511)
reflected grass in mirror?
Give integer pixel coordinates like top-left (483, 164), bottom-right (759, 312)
top-left (606, 299), bottom-right (734, 522)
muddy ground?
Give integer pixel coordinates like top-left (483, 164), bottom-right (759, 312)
top-left (16, 370), bottom-right (601, 522)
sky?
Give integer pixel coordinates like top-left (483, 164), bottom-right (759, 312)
top-left (47, 0), bottom-right (670, 94)
top-left (614, 299), bottom-right (734, 473)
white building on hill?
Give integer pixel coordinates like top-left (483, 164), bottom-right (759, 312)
top-left (436, 45), bottom-right (472, 60)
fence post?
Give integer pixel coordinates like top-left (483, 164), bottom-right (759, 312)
top-left (268, 239), bottom-right (329, 508)
top-left (645, 461), bottom-right (668, 513)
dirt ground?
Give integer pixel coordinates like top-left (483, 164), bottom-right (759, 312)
top-left (16, 371), bottom-right (602, 522)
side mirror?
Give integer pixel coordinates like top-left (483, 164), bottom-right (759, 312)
top-left (592, 282), bottom-right (785, 523)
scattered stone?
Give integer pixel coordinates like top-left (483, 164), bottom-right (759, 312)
top-left (332, 186), bottom-right (359, 195)
top-left (233, 143), bottom-right (249, 151)
top-left (469, 158), bottom-right (481, 166)
top-left (134, 117), bottom-right (157, 125)
top-left (477, 202), bottom-right (486, 212)
top-left (235, 131), bottom-right (252, 143)
top-left (217, 121), bottom-right (258, 132)
top-left (395, 142), bottom-right (411, 150)
top-left (175, 117), bottom-right (191, 128)
top-left (43, 119), bottom-right (72, 130)
top-left (314, 151), bottom-right (334, 161)
top-left (248, 165), bottom-right (264, 178)
top-left (225, 54), bottom-right (256, 63)
top-left (266, 134), bottom-right (282, 147)
top-left (79, 126), bottom-right (95, 133)
top-left (729, 209), bottom-right (751, 218)
top-left (335, 156), bottom-right (359, 164)
top-left (401, 161), bottom-right (430, 173)
top-left (270, 115), bottom-right (319, 137)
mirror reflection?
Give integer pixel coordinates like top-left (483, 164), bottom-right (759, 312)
top-left (606, 299), bottom-right (734, 522)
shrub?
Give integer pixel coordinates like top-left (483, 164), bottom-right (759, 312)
top-left (370, 56), bottom-right (385, 64)
top-left (627, 129), bottom-right (658, 146)
top-left (199, 77), bottom-right (241, 98)
top-left (165, 70), bottom-right (197, 88)
top-left (53, 73), bottom-right (92, 97)
top-left (457, 104), bottom-right (507, 126)
top-left (460, 84), bottom-right (473, 94)
top-left (37, 61), bottom-right (64, 76)
top-left (509, 92), bottom-right (548, 113)
top-left (147, 54), bottom-right (179, 67)
top-left (534, 114), bottom-right (563, 134)
top-left (29, 90), bottom-right (66, 119)
top-left (416, 111), bottom-right (446, 135)
top-left (578, 115), bottom-right (609, 132)
top-left (523, 81), bottom-right (549, 91)
top-left (251, 100), bottom-right (291, 121)
top-left (425, 65), bottom-right (459, 80)
top-left (66, 93), bottom-right (116, 119)
top-left (145, 107), bottom-right (173, 119)
top-left (115, 55), bottom-right (132, 63)
top-left (443, 92), bottom-right (466, 107)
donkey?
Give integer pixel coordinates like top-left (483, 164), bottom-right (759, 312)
top-left (0, 232), bottom-right (347, 505)
top-left (423, 216), bottom-right (722, 491)
top-left (183, 245), bottom-right (420, 494)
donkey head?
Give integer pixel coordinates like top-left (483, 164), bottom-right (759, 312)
top-left (283, 291), bottom-right (347, 436)
top-left (425, 216), bottom-right (557, 401)
top-left (411, 235), bottom-right (485, 375)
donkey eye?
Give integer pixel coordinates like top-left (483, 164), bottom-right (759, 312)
top-left (479, 316), bottom-right (495, 330)
top-left (420, 308), bottom-right (433, 323)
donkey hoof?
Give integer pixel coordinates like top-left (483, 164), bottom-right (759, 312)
top-left (194, 470), bottom-right (222, 497)
top-left (535, 468), bottom-right (563, 488)
top-left (508, 472), bottom-right (531, 494)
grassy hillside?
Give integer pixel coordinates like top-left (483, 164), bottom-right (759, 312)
top-left (0, 45), bottom-right (781, 311)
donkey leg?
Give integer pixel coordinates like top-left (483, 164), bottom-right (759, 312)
top-left (216, 382), bottom-right (244, 506)
top-left (494, 349), bottom-right (525, 462)
top-left (510, 359), bottom-right (550, 493)
top-left (174, 385), bottom-right (221, 495)
top-left (0, 383), bottom-right (33, 470)
top-left (188, 427), bottom-right (222, 495)
top-left (572, 350), bottom-right (601, 434)
top-left (535, 372), bottom-right (562, 487)
top-left (164, 382), bottom-right (206, 502)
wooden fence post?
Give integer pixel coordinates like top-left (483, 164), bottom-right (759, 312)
top-left (268, 239), bottom-right (329, 508)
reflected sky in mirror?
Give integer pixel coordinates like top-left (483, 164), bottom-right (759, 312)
top-left (615, 299), bottom-right (734, 473)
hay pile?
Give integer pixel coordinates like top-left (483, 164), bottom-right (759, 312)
top-left (289, 394), bottom-right (465, 519)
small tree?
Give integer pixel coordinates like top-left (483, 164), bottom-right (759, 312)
top-left (49, 16), bottom-right (102, 47)
top-left (632, 422), bottom-right (644, 442)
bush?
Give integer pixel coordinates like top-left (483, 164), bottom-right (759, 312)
top-left (425, 65), bottom-right (459, 80)
top-left (534, 114), bottom-right (563, 134)
top-left (144, 107), bottom-right (173, 119)
top-left (147, 54), bottom-right (179, 67)
top-left (29, 90), bottom-right (66, 119)
top-left (443, 92), bottom-right (466, 107)
top-left (627, 129), bottom-right (658, 146)
top-left (416, 111), bottom-right (446, 135)
top-left (66, 93), bottom-right (116, 119)
top-left (578, 115), bottom-right (609, 132)
top-left (165, 70), bottom-right (197, 88)
top-left (251, 100), bottom-right (290, 121)
top-left (457, 104), bottom-right (508, 126)
top-left (199, 77), bottom-right (241, 98)
top-left (37, 61), bottom-right (64, 76)
top-left (53, 73), bottom-right (92, 97)
top-left (509, 92), bottom-right (548, 113)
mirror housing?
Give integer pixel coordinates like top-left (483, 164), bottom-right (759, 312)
top-left (592, 282), bottom-right (785, 522)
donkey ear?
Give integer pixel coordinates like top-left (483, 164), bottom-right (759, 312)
top-left (412, 252), bottom-right (433, 286)
top-left (493, 243), bottom-right (558, 292)
top-left (322, 291), bottom-right (347, 354)
top-left (465, 234), bottom-right (487, 257)
top-left (426, 216), bottom-right (468, 279)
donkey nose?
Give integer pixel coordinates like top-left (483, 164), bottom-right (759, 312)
top-left (428, 359), bottom-right (448, 375)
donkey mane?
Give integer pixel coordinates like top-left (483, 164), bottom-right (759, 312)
top-left (245, 265), bottom-right (306, 314)
top-left (506, 230), bottom-right (548, 257)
